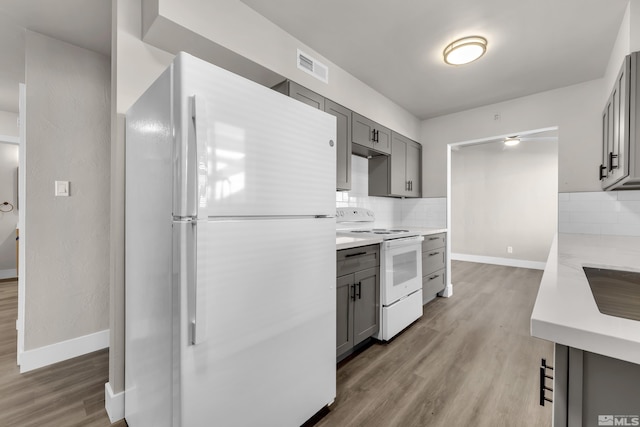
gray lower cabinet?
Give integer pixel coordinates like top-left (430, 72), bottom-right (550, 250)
top-left (421, 233), bottom-right (446, 304)
top-left (550, 344), bottom-right (640, 427)
top-left (336, 245), bottom-right (380, 361)
top-left (369, 132), bottom-right (422, 197)
top-left (352, 112), bottom-right (391, 155)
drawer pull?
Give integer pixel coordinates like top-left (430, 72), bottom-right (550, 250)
top-left (428, 274), bottom-right (440, 281)
top-left (539, 358), bottom-right (554, 406)
top-left (428, 252), bottom-right (439, 257)
top-left (345, 252), bottom-right (367, 258)
top-left (428, 237), bottom-right (439, 241)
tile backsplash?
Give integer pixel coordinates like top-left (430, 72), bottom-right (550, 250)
top-left (558, 190), bottom-right (640, 236)
top-left (336, 155), bottom-right (446, 228)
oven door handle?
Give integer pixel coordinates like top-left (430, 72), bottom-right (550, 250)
top-left (384, 235), bottom-right (424, 249)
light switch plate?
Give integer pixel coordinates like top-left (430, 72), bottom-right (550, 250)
top-left (55, 180), bottom-right (69, 197)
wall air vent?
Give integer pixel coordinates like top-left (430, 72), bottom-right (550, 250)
top-left (297, 49), bottom-right (328, 83)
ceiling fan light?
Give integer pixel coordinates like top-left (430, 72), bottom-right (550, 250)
top-left (443, 36), bottom-right (487, 65)
top-left (504, 136), bottom-right (520, 146)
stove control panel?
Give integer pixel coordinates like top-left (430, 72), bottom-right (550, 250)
top-left (336, 207), bottom-right (375, 223)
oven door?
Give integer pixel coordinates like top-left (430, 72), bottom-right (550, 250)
top-left (380, 236), bottom-right (424, 305)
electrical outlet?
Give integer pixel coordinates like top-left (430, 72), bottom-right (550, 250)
top-left (507, 246), bottom-right (513, 254)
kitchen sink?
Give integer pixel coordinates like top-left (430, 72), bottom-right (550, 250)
top-left (583, 267), bottom-right (640, 322)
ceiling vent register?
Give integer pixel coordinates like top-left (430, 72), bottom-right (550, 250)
top-left (297, 49), bottom-right (329, 83)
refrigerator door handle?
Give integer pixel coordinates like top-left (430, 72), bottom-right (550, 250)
top-left (181, 95), bottom-right (210, 219)
top-left (191, 95), bottom-right (210, 218)
top-left (186, 220), bottom-right (206, 345)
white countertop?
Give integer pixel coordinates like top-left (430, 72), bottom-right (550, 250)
top-left (531, 233), bottom-right (640, 364)
top-left (335, 227), bottom-right (447, 250)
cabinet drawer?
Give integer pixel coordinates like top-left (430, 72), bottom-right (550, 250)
top-left (422, 233), bottom-right (446, 252)
top-left (337, 245), bottom-right (380, 277)
top-left (422, 247), bottom-right (445, 276)
top-left (422, 268), bottom-right (446, 297)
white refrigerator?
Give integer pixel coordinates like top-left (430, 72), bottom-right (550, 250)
top-left (125, 52), bottom-right (337, 427)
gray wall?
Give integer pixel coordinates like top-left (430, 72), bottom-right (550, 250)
top-left (24, 31), bottom-right (110, 350)
top-left (451, 137), bottom-right (558, 263)
top-left (0, 142), bottom-right (18, 276)
top-left (0, 111), bottom-right (18, 135)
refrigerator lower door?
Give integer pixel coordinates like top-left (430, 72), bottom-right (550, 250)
top-left (180, 217), bottom-right (336, 427)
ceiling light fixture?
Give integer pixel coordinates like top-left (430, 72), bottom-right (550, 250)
top-left (504, 136), bottom-right (520, 146)
top-left (443, 36), bottom-right (487, 65)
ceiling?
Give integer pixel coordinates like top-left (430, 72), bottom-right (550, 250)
top-left (240, 0), bottom-right (629, 119)
top-left (0, 1), bottom-right (630, 120)
top-left (0, 0), bottom-right (111, 113)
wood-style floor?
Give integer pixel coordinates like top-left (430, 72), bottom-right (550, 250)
top-left (0, 279), bottom-right (126, 427)
top-left (0, 261), bottom-right (552, 426)
top-left (314, 261), bottom-right (554, 427)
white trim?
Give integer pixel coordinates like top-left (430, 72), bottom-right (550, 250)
top-left (105, 382), bottom-right (125, 423)
top-left (451, 252), bottom-right (546, 270)
top-left (0, 134), bottom-right (19, 145)
top-left (17, 83), bottom-right (26, 366)
top-left (0, 269), bottom-right (17, 280)
top-left (19, 329), bottom-right (109, 373)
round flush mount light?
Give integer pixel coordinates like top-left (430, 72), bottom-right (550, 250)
top-left (443, 36), bottom-right (487, 65)
top-left (504, 136), bottom-right (521, 146)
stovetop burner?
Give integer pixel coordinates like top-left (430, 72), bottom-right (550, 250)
top-left (336, 207), bottom-right (422, 240)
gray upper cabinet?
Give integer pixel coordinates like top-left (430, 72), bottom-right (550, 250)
top-left (325, 99), bottom-right (352, 191)
top-left (273, 80), bottom-right (351, 191)
top-left (369, 132), bottom-right (422, 198)
top-left (601, 51), bottom-right (640, 190)
top-left (272, 80), bottom-right (324, 110)
top-left (352, 112), bottom-right (391, 155)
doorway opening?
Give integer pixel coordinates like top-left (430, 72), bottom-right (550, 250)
top-left (446, 126), bottom-right (559, 294)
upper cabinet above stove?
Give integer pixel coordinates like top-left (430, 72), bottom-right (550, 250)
top-left (600, 51), bottom-right (640, 190)
top-left (351, 113), bottom-right (391, 156)
top-left (369, 132), bottom-right (422, 198)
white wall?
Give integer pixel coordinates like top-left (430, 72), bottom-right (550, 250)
top-left (451, 139), bottom-right (558, 263)
top-left (24, 31), bottom-right (110, 350)
top-left (0, 142), bottom-right (18, 278)
top-left (0, 111), bottom-right (18, 137)
top-left (421, 79), bottom-right (602, 197)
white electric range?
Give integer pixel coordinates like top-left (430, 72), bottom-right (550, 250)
top-left (336, 207), bottom-right (424, 341)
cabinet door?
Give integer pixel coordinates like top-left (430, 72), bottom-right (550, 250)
top-left (406, 140), bottom-right (421, 197)
top-left (390, 134), bottom-right (408, 196)
top-left (288, 81), bottom-right (325, 110)
top-left (601, 102), bottom-right (610, 184)
top-left (336, 274), bottom-right (354, 356)
top-left (325, 100), bottom-right (352, 191)
top-left (352, 112), bottom-right (391, 154)
top-left (353, 267), bottom-right (380, 346)
top-left (609, 59), bottom-right (629, 185)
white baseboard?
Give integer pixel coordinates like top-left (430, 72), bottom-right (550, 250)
top-left (451, 253), bottom-right (546, 270)
top-left (19, 329), bottom-right (109, 373)
top-left (105, 382), bottom-right (125, 423)
top-left (0, 269), bottom-right (17, 280)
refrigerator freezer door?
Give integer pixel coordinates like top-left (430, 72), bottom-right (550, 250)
top-left (174, 53), bottom-right (337, 219)
top-left (180, 217), bottom-right (336, 427)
